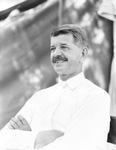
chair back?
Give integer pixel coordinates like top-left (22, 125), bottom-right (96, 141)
top-left (107, 116), bottom-right (116, 144)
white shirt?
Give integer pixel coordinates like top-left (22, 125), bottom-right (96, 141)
top-left (0, 73), bottom-right (110, 150)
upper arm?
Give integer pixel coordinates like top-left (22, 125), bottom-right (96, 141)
top-left (66, 90), bottom-right (110, 145)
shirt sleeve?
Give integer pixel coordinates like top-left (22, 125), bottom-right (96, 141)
top-left (1, 91), bottom-right (41, 130)
top-left (38, 91), bottom-right (110, 150)
top-left (0, 92), bottom-right (41, 149)
top-left (16, 92), bottom-right (41, 123)
top-left (0, 129), bottom-right (37, 149)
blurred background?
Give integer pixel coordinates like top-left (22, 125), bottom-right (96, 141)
top-left (0, 0), bottom-right (114, 130)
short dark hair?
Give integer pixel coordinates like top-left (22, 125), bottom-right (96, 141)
top-left (51, 24), bottom-right (89, 48)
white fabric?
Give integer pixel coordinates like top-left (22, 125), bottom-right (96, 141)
top-left (107, 142), bottom-right (116, 150)
top-left (109, 22), bottom-right (116, 116)
top-left (98, 0), bottom-right (116, 21)
top-left (0, 73), bottom-right (110, 150)
top-left (0, 129), bottom-right (37, 150)
top-left (98, 0), bottom-right (116, 116)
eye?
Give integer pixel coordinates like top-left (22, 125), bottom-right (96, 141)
top-left (61, 45), bottom-right (68, 50)
top-left (50, 46), bottom-right (55, 52)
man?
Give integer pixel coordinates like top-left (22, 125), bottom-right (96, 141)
top-left (0, 24), bottom-right (110, 150)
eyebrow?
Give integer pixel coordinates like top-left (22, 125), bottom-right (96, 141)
top-left (50, 43), bottom-right (68, 47)
top-left (50, 45), bottom-right (55, 48)
top-left (60, 43), bottom-right (68, 46)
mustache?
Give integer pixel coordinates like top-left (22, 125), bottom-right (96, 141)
top-left (52, 55), bottom-right (68, 63)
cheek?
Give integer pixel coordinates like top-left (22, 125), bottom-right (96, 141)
top-left (67, 57), bottom-right (80, 70)
top-left (50, 54), bottom-right (53, 62)
top-left (69, 54), bottom-right (80, 63)
top-left (74, 52), bottom-right (82, 62)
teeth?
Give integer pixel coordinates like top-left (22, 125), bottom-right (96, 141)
top-left (57, 61), bottom-right (63, 63)
top-left (56, 60), bottom-right (64, 63)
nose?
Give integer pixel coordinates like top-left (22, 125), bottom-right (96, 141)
top-left (53, 47), bottom-right (62, 57)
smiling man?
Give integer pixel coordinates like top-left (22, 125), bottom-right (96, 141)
top-left (50, 25), bottom-right (88, 81)
top-left (0, 24), bottom-right (110, 150)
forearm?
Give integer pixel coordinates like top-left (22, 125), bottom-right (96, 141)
top-left (34, 130), bottom-right (64, 149)
top-left (0, 129), bottom-right (37, 149)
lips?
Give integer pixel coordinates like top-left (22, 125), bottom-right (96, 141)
top-left (52, 55), bottom-right (68, 63)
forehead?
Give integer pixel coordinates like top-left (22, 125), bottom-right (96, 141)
top-left (51, 34), bottom-right (75, 45)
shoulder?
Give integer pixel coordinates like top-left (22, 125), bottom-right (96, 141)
top-left (84, 78), bottom-right (110, 102)
top-left (35, 84), bottom-right (58, 96)
top-left (28, 84), bottom-right (58, 102)
top-left (18, 84), bottom-right (59, 112)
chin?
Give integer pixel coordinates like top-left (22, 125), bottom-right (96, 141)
top-left (54, 65), bottom-right (68, 75)
top-left (55, 70), bottom-right (65, 76)
top-left (56, 72), bottom-right (64, 76)
top-left (57, 72), bottom-right (68, 78)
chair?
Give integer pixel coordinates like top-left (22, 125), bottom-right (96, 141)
top-left (106, 116), bottom-right (116, 150)
top-left (107, 116), bottom-right (116, 144)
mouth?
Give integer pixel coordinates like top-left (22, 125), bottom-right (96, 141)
top-left (52, 56), bottom-right (68, 64)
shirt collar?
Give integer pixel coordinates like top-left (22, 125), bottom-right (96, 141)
top-left (58, 72), bottom-right (85, 90)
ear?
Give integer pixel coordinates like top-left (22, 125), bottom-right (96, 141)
top-left (80, 47), bottom-right (88, 64)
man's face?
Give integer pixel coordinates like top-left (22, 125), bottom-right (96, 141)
top-left (50, 33), bottom-right (84, 80)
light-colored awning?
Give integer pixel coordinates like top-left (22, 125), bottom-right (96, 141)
top-left (0, 0), bottom-right (26, 11)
